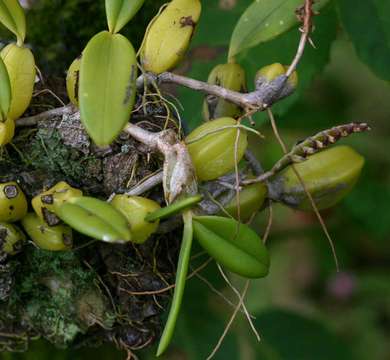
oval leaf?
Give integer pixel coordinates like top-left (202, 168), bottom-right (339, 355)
top-left (0, 57), bottom-right (11, 121)
top-left (79, 30), bottom-right (137, 146)
top-left (228, 0), bottom-right (330, 59)
top-left (144, 195), bottom-right (203, 222)
top-left (106, 0), bottom-right (145, 33)
top-left (55, 196), bottom-right (132, 243)
top-left (0, 0), bottom-right (26, 44)
top-left (193, 216), bottom-right (269, 278)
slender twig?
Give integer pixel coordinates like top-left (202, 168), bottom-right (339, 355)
top-left (286, 0), bottom-right (315, 77)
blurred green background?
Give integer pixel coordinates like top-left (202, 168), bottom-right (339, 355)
top-left (1, 0), bottom-right (389, 359)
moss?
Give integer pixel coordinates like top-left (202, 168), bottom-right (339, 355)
top-left (28, 129), bottom-right (91, 183)
top-left (7, 248), bottom-right (113, 348)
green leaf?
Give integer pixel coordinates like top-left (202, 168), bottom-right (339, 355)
top-left (253, 309), bottom-right (354, 359)
top-left (338, 0), bottom-right (390, 80)
top-left (228, 0), bottom-right (330, 59)
top-left (192, 216), bottom-right (269, 278)
top-left (0, 0), bottom-right (26, 44)
top-left (0, 56), bottom-right (11, 121)
top-left (145, 195), bottom-right (202, 222)
top-left (157, 211), bottom-right (193, 356)
top-left (105, 0), bottom-right (145, 34)
top-left (55, 196), bottom-right (132, 243)
top-left (79, 30), bottom-right (137, 146)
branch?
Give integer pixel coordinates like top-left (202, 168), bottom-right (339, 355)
top-left (137, 71), bottom-right (289, 111)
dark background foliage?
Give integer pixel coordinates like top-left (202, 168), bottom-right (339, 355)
top-left (1, 0), bottom-right (389, 359)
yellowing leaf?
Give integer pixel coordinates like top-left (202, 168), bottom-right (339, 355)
top-left (105, 0), bottom-right (145, 33)
top-left (0, 0), bottom-right (26, 44)
top-left (79, 31), bottom-right (137, 146)
top-left (0, 57), bottom-right (11, 121)
top-left (228, 0), bottom-right (330, 59)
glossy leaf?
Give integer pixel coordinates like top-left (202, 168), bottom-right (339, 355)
top-left (228, 0), bottom-right (330, 59)
top-left (157, 211), bottom-right (193, 356)
top-left (79, 30), bottom-right (137, 146)
top-left (338, 0), bottom-right (390, 80)
top-left (0, 56), bottom-right (11, 121)
top-left (193, 216), bottom-right (269, 278)
top-left (55, 196), bottom-right (132, 243)
top-left (105, 0), bottom-right (145, 33)
top-left (0, 0), bottom-right (26, 44)
top-left (144, 194), bottom-right (202, 222)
